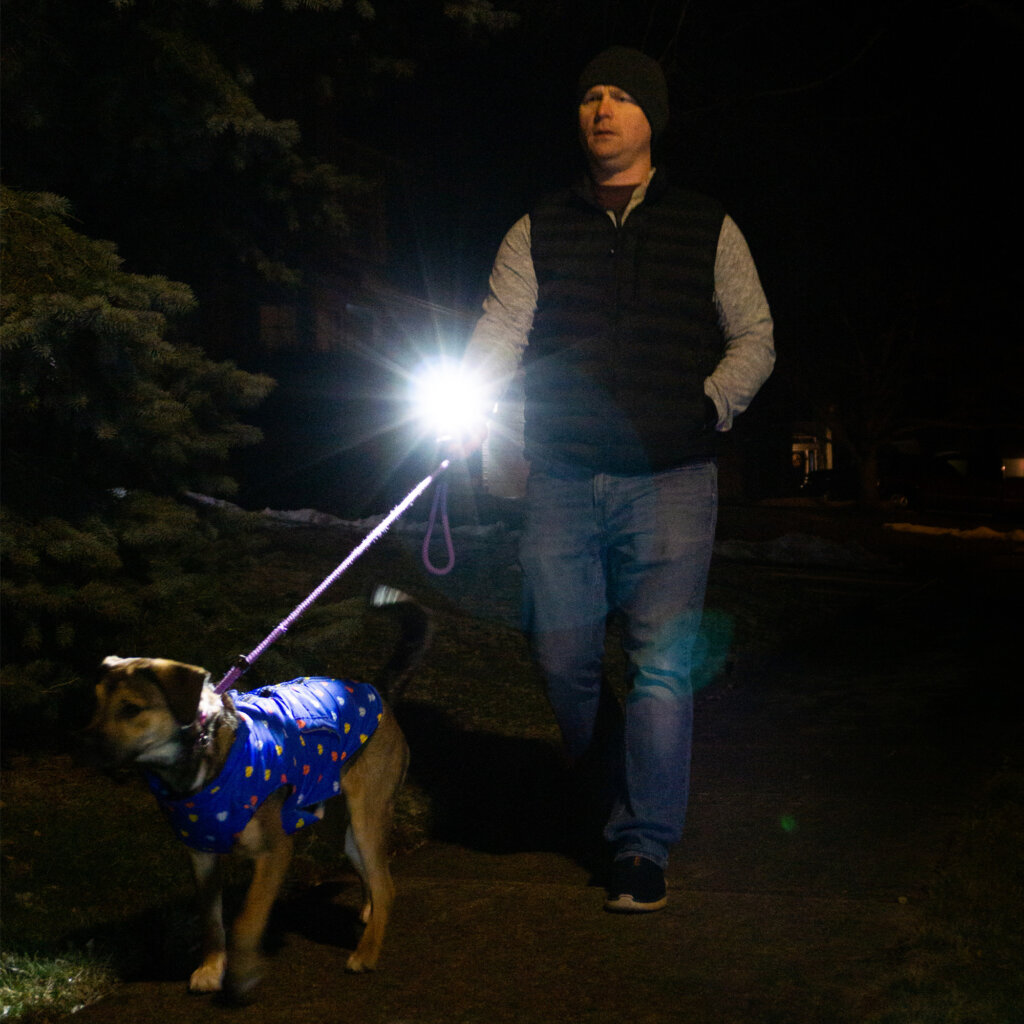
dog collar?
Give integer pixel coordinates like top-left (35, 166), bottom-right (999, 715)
top-left (185, 709), bottom-right (213, 750)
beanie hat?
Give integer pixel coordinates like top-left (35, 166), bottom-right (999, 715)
top-left (577, 46), bottom-right (669, 136)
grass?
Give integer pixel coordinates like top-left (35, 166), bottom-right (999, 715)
top-left (865, 755), bottom-right (1024, 1024)
top-left (0, 951), bottom-right (116, 1023)
top-left (0, 516), bottom-right (542, 1020)
top-left (2, 503), bottom-right (1022, 1021)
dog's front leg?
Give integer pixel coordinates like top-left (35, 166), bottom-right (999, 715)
top-left (224, 824), bottom-right (294, 1004)
top-left (188, 850), bottom-right (227, 993)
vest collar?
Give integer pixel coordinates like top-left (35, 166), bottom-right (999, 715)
top-left (575, 167), bottom-right (665, 224)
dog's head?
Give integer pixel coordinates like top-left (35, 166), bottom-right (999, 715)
top-left (86, 656), bottom-right (211, 769)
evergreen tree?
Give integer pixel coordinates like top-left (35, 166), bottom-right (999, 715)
top-left (1, 186), bottom-right (274, 716)
top-left (1, 0), bottom-right (521, 354)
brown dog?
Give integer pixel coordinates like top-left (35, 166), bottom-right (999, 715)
top-left (86, 587), bottom-right (429, 1003)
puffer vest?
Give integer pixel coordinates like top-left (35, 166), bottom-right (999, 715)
top-left (526, 176), bottom-right (725, 473)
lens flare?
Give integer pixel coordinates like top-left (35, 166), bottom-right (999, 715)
top-left (412, 360), bottom-right (489, 441)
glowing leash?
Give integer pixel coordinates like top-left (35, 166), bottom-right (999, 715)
top-left (214, 459), bottom-right (451, 694)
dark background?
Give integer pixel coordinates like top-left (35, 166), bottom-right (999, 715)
top-left (4, 0), bottom-right (1022, 515)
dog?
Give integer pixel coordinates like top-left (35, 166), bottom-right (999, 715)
top-left (85, 586), bottom-right (429, 1003)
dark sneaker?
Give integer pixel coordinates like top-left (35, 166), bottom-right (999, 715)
top-left (604, 855), bottom-right (667, 913)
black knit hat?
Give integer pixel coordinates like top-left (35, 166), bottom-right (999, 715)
top-left (577, 46), bottom-right (669, 136)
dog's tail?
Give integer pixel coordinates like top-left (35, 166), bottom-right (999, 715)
top-left (369, 585), bottom-right (432, 704)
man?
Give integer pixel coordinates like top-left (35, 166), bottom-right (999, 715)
top-left (464, 46), bottom-right (775, 911)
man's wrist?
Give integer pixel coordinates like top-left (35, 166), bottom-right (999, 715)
top-left (703, 395), bottom-right (720, 431)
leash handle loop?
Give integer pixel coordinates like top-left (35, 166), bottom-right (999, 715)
top-left (421, 478), bottom-right (455, 575)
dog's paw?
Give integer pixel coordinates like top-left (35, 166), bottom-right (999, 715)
top-left (345, 952), bottom-right (377, 973)
top-left (189, 954), bottom-right (226, 993)
top-left (223, 973), bottom-right (261, 1007)
top-left (223, 950), bottom-right (263, 1005)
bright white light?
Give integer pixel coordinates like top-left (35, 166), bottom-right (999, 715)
top-left (412, 361), bottom-right (489, 441)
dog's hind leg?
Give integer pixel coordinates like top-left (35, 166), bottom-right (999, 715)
top-left (344, 825), bottom-right (372, 924)
top-left (188, 851), bottom-right (227, 993)
top-left (343, 798), bottom-right (395, 973)
top-left (341, 711), bottom-right (408, 973)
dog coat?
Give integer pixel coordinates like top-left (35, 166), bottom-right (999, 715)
top-left (147, 677), bottom-right (383, 854)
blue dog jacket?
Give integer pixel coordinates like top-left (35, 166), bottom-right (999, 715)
top-left (147, 677), bottom-right (384, 853)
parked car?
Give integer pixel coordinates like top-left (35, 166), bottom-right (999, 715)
top-left (880, 451), bottom-right (1024, 518)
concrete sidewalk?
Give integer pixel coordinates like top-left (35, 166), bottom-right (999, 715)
top-left (70, 845), bottom-right (922, 1023)
top-left (63, 549), bottom-right (1022, 1023)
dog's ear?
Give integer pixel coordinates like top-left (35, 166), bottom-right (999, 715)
top-left (142, 659), bottom-right (211, 726)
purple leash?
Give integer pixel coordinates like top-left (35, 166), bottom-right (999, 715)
top-left (215, 458), bottom-right (451, 694)
top-left (421, 475), bottom-right (455, 575)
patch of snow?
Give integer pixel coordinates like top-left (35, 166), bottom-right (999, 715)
top-left (884, 522), bottom-right (1024, 543)
top-left (184, 492), bottom-right (511, 540)
top-left (184, 494), bottom-right (1022, 573)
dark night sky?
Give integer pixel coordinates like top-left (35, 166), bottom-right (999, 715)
top-left (378, 0), bottom-right (1021, 353)
top-left (236, 0), bottom-right (1023, 512)
top-left (5, 0), bottom-right (1021, 513)
top-left (385, 4), bottom-right (1015, 272)
top-left (10, 0), bottom-right (1019, 377)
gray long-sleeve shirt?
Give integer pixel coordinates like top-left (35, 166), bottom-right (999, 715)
top-left (465, 171), bottom-right (776, 495)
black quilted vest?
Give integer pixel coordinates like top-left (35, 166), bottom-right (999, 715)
top-left (526, 174), bottom-right (724, 473)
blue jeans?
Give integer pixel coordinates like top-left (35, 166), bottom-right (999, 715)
top-left (519, 460), bottom-right (718, 869)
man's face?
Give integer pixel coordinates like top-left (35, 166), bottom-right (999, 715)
top-left (578, 84), bottom-right (652, 180)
